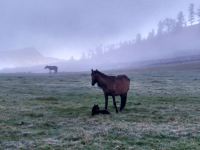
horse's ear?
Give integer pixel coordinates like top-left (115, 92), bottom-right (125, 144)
top-left (91, 69), bottom-right (94, 73)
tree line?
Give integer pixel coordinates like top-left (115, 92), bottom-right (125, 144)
top-left (145, 3), bottom-right (200, 42)
top-left (80, 3), bottom-right (200, 61)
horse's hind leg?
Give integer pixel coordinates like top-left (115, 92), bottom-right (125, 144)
top-left (112, 96), bottom-right (118, 113)
top-left (120, 95), bottom-right (123, 111)
top-left (120, 93), bottom-right (127, 111)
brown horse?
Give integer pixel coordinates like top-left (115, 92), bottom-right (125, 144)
top-left (91, 69), bottom-right (130, 113)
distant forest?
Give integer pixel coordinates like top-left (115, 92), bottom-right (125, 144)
top-left (77, 3), bottom-right (200, 64)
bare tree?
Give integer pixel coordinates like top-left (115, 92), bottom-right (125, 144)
top-left (188, 3), bottom-right (195, 25)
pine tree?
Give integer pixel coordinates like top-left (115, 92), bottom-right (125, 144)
top-left (81, 52), bottom-right (87, 60)
top-left (147, 29), bottom-right (155, 39)
top-left (177, 11), bottom-right (185, 28)
top-left (135, 33), bottom-right (142, 43)
top-left (157, 21), bottom-right (164, 35)
top-left (197, 6), bottom-right (200, 23)
top-left (163, 18), bottom-right (176, 33)
top-left (188, 3), bottom-right (195, 25)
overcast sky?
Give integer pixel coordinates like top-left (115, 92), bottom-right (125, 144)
top-left (0, 0), bottom-right (200, 59)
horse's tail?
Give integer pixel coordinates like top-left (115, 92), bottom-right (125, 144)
top-left (120, 94), bottom-right (127, 111)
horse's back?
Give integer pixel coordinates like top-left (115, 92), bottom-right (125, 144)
top-left (117, 75), bottom-right (130, 81)
top-left (113, 75), bottom-right (130, 95)
top-left (51, 66), bottom-right (58, 71)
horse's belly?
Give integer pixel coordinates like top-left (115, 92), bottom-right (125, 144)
top-left (113, 83), bottom-right (129, 95)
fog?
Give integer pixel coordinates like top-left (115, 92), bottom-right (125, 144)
top-left (0, 0), bottom-right (200, 72)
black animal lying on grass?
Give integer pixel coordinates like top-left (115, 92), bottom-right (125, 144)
top-left (91, 104), bottom-right (110, 116)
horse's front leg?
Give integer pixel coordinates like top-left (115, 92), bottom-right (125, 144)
top-left (112, 95), bottom-right (118, 113)
top-left (104, 93), bottom-right (108, 110)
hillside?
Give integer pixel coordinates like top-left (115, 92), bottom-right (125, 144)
top-left (134, 54), bottom-right (200, 71)
top-left (1, 24), bottom-right (200, 73)
top-left (86, 23), bottom-right (200, 65)
top-left (0, 48), bottom-right (62, 69)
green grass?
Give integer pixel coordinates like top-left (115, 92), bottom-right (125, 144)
top-left (0, 70), bottom-right (200, 149)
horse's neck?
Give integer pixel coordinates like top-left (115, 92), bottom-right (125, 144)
top-left (97, 75), bottom-right (108, 88)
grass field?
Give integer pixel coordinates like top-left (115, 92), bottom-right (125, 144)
top-left (0, 69), bottom-right (200, 149)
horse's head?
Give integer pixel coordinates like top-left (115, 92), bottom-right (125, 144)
top-left (91, 69), bottom-right (98, 86)
top-left (44, 65), bottom-right (49, 69)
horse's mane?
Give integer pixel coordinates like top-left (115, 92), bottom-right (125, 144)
top-left (95, 70), bottom-right (130, 80)
top-left (95, 70), bottom-right (107, 77)
top-left (95, 70), bottom-right (115, 77)
top-left (95, 70), bottom-right (115, 80)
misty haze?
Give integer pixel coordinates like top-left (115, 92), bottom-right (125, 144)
top-left (1, 0), bottom-right (200, 149)
top-left (0, 0), bottom-right (200, 72)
